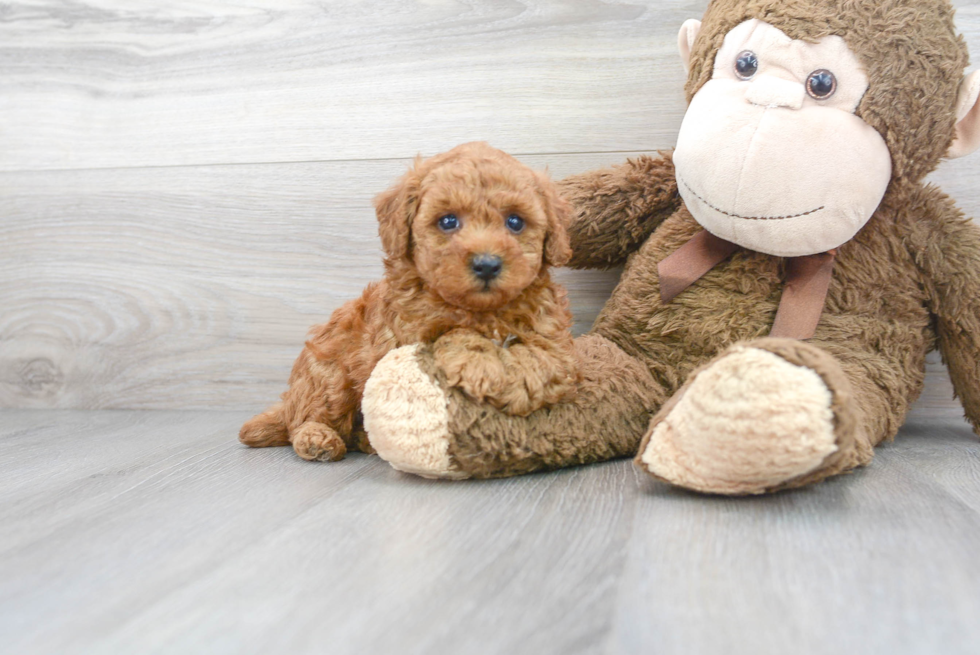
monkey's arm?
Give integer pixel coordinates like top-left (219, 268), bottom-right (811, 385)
top-left (559, 151), bottom-right (681, 269)
top-left (911, 189), bottom-right (980, 435)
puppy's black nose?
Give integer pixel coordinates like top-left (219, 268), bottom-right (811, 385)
top-left (470, 254), bottom-right (503, 282)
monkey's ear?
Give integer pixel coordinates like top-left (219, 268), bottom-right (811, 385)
top-left (374, 158), bottom-right (423, 260)
top-left (536, 171), bottom-right (572, 268)
top-left (678, 19), bottom-right (702, 73)
top-left (949, 70), bottom-right (980, 159)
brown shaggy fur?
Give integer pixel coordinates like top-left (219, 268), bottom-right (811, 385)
top-left (240, 142), bottom-right (578, 461)
top-left (396, 0), bottom-right (980, 488)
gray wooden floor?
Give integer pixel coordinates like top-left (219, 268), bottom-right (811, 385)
top-left (2, 407), bottom-right (978, 655)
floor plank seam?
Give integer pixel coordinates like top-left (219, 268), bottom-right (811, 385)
top-left (0, 150), bottom-right (663, 176)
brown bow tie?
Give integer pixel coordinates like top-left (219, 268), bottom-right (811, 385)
top-left (657, 230), bottom-right (837, 340)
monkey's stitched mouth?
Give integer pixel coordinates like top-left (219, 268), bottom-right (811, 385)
top-left (679, 177), bottom-right (824, 221)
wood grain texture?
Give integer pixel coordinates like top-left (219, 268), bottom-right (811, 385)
top-left (0, 409), bottom-right (978, 654)
top-left (3, 4), bottom-right (980, 653)
top-left (0, 410), bottom-right (638, 655)
top-left (3, 155), bottom-right (972, 412)
top-left (1, 0), bottom-right (979, 414)
top-left (4, 0), bottom-right (971, 173)
top-left (610, 418), bottom-right (980, 655)
top-left (0, 0), bottom-right (695, 172)
top-left (0, 153), bottom-right (626, 410)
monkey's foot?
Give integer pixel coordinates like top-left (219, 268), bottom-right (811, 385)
top-left (362, 345), bottom-right (470, 480)
top-left (635, 339), bottom-right (864, 495)
top-left (291, 421), bottom-right (347, 462)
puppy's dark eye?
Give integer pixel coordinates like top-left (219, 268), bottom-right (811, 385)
top-left (735, 51), bottom-right (759, 79)
top-left (806, 69), bottom-right (837, 99)
top-left (505, 214), bottom-right (525, 234)
top-left (438, 214), bottom-right (460, 232)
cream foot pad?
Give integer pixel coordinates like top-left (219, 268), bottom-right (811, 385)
top-left (638, 346), bottom-right (838, 494)
top-left (362, 345), bottom-right (470, 480)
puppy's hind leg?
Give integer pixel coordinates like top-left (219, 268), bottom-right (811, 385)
top-left (291, 421), bottom-right (347, 462)
top-left (240, 404), bottom-right (290, 447)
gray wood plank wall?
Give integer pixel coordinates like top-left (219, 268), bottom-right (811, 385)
top-left (2, 0), bottom-right (980, 411)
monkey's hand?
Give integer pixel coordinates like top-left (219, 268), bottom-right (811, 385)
top-left (560, 151), bottom-right (681, 269)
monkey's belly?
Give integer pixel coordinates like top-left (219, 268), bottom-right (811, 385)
top-left (589, 208), bottom-right (934, 402)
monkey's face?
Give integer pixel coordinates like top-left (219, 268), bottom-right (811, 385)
top-left (673, 19), bottom-right (892, 257)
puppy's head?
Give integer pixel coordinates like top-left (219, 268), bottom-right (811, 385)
top-left (375, 142), bottom-right (571, 311)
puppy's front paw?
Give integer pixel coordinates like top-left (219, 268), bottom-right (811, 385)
top-left (362, 345), bottom-right (469, 480)
top-left (433, 333), bottom-right (507, 403)
top-left (485, 343), bottom-right (578, 416)
top-left (487, 378), bottom-right (575, 417)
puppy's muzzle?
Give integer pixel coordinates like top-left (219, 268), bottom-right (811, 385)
top-left (470, 253), bottom-right (503, 282)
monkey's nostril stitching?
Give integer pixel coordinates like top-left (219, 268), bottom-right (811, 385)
top-left (470, 254), bottom-right (503, 282)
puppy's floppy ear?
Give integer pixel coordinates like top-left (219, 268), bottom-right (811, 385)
top-left (375, 156), bottom-right (424, 261)
top-left (535, 171), bottom-right (572, 268)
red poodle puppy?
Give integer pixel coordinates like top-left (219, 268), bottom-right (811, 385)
top-left (240, 142), bottom-right (579, 461)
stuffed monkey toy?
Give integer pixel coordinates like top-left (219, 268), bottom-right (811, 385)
top-left (360, 0), bottom-right (980, 494)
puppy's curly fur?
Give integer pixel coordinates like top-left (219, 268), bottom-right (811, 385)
top-left (240, 142), bottom-right (579, 461)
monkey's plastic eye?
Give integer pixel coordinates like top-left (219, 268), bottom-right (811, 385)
top-left (806, 69), bottom-right (837, 99)
top-left (438, 214), bottom-right (460, 232)
top-left (505, 214), bottom-right (525, 234)
top-left (735, 51), bottom-right (758, 79)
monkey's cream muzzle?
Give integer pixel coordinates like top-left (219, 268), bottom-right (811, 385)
top-left (673, 19), bottom-right (892, 257)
